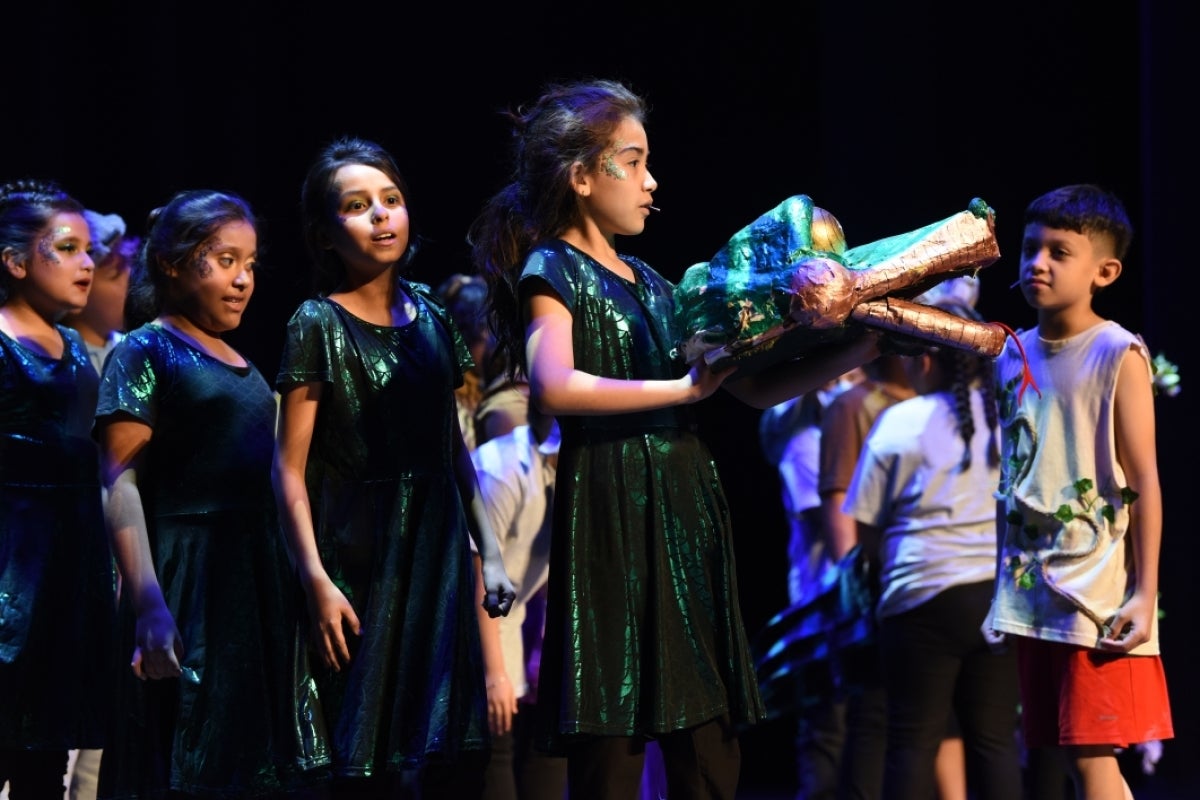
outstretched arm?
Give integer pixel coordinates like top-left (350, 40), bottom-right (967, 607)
top-left (1099, 347), bottom-right (1162, 652)
top-left (722, 331), bottom-right (882, 410)
top-left (102, 417), bottom-right (183, 680)
top-left (273, 383), bottom-right (361, 670)
top-left (525, 288), bottom-right (733, 415)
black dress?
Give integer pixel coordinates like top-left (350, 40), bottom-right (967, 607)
top-left (96, 323), bottom-right (328, 798)
top-left (276, 283), bottom-right (488, 776)
top-left (519, 240), bottom-right (765, 751)
top-left (0, 327), bottom-right (114, 750)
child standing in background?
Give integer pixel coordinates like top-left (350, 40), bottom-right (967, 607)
top-left (59, 208), bottom-right (137, 800)
top-left (95, 189), bottom-right (329, 798)
top-left (471, 404), bottom-right (567, 800)
top-left (986, 184), bottom-right (1173, 799)
top-left (846, 296), bottom-right (1021, 800)
top-left (817, 353), bottom-right (915, 800)
top-left (61, 210), bottom-right (137, 376)
top-left (272, 136), bottom-right (514, 799)
top-left (0, 180), bottom-right (115, 800)
top-left (756, 369), bottom-right (861, 800)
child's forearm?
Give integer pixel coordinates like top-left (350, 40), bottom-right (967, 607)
top-left (106, 469), bottom-right (163, 616)
top-left (1129, 483), bottom-right (1163, 597)
top-left (724, 333), bottom-right (881, 410)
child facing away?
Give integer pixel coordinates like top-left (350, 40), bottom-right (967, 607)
top-left (985, 184), bottom-right (1174, 799)
top-left (469, 78), bottom-right (881, 800)
top-left (0, 180), bottom-right (116, 798)
top-left (272, 136), bottom-right (515, 800)
top-left (846, 294), bottom-right (1021, 800)
top-left (95, 190), bottom-right (329, 798)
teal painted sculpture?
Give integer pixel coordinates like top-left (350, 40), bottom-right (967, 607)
top-left (674, 196), bottom-right (1005, 374)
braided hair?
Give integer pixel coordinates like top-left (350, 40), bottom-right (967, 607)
top-left (927, 301), bottom-right (1000, 472)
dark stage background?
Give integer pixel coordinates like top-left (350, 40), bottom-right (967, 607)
top-left (4, 2), bottom-right (1194, 796)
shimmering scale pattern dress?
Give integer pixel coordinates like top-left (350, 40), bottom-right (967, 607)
top-left (0, 327), bottom-right (115, 749)
top-left (276, 283), bottom-right (488, 776)
top-left (95, 323), bottom-right (329, 799)
top-left (521, 241), bottom-right (765, 749)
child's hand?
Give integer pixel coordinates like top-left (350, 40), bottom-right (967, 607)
top-left (683, 360), bottom-right (738, 403)
top-left (485, 671), bottom-right (518, 736)
top-left (1098, 590), bottom-right (1155, 652)
top-left (979, 603), bottom-right (1007, 653)
top-left (481, 558), bottom-right (516, 618)
top-left (305, 574), bottom-right (361, 670)
top-left (981, 625), bottom-right (1008, 654)
top-left (132, 602), bottom-right (184, 681)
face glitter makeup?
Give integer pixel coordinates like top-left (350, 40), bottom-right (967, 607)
top-left (192, 243), bottom-right (216, 277)
top-left (601, 143), bottom-right (627, 180)
top-left (37, 235), bottom-right (59, 263)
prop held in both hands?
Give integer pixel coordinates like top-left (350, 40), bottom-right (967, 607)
top-left (674, 195), bottom-right (1007, 375)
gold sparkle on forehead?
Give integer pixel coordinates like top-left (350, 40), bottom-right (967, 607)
top-left (55, 226), bottom-right (74, 235)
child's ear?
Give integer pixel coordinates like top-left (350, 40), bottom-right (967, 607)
top-left (569, 161), bottom-right (592, 198)
top-left (1, 247), bottom-right (26, 278)
top-left (1095, 256), bottom-right (1122, 289)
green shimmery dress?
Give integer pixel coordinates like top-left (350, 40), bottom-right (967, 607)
top-left (520, 240), bottom-right (765, 750)
top-left (276, 282), bottom-right (488, 776)
top-left (95, 323), bottom-right (329, 799)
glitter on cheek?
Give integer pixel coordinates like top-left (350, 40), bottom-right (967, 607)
top-left (36, 235), bottom-right (60, 264)
top-left (191, 244), bottom-right (215, 278)
top-left (601, 143), bottom-right (627, 180)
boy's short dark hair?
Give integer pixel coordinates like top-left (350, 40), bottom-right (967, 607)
top-left (1024, 184), bottom-right (1133, 260)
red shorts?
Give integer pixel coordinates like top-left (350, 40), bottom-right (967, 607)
top-left (1016, 637), bottom-right (1174, 748)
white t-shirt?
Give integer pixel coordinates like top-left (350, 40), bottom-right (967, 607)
top-left (470, 423), bottom-right (560, 696)
top-left (988, 321), bottom-right (1159, 654)
top-left (846, 389), bottom-right (998, 619)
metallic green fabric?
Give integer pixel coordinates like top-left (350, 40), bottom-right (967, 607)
top-left (276, 283), bottom-right (488, 776)
top-left (520, 241), bottom-right (765, 750)
top-left (0, 327), bottom-right (115, 750)
top-left (95, 323), bottom-right (329, 797)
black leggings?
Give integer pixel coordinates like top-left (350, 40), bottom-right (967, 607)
top-left (877, 581), bottom-right (1022, 800)
top-left (326, 751), bottom-right (488, 800)
top-left (565, 715), bottom-right (740, 800)
top-left (0, 748), bottom-right (68, 800)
